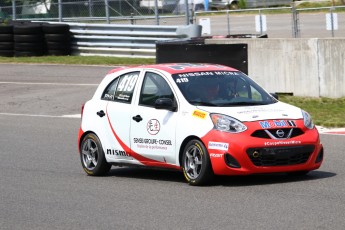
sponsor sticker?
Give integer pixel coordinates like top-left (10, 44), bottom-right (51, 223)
top-left (210, 153), bottom-right (223, 158)
top-left (147, 119), bottom-right (160, 135)
top-left (193, 110), bottom-right (207, 119)
top-left (264, 140), bottom-right (302, 146)
top-left (133, 138), bottom-right (172, 151)
top-left (106, 149), bottom-right (132, 159)
top-left (208, 141), bottom-right (229, 151)
top-left (259, 120), bottom-right (296, 129)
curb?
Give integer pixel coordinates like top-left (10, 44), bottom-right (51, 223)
top-left (317, 126), bottom-right (345, 135)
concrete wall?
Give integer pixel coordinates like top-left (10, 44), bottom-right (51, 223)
top-left (206, 38), bottom-right (345, 98)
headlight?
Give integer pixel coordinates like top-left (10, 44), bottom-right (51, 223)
top-left (211, 114), bottom-right (247, 133)
top-left (302, 110), bottom-right (314, 129)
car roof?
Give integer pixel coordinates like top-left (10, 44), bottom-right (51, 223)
top-left (107, 63), bottom-right (239, 75)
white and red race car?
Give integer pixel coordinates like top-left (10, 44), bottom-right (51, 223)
top-left (78, 63), bottom-right (324, 185)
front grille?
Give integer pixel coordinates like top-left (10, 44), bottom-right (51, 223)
top-left (246, 145), bottom-right (315, 167)
top-left (251, 128), bottom-right (304, 139)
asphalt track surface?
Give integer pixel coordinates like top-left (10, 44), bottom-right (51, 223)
top-left (1, 63), bottom-right (345, 230)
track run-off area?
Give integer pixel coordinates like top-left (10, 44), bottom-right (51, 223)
top-left (1, 63), bottom-right (345, 229)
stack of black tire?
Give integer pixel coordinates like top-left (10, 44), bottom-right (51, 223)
top-left (0, 25), bottom-right (14, 57)
top-left (42, 23), bottom-right (71, 56)
top-left (13, 23), bottom-right (45, 57)
top-left (0, 22), bottom-right (71, 57)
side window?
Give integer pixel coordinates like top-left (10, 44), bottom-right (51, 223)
top-left (101, 71), bottom-right (139, 103)
top-left (236, 78), bottom-right (249, 98)
top-left (101, 77), bottom-right (119, 101)
top-left (250, 86), bottom-right (263, 101)
top-left (139, 72), bottom-right (174, 107)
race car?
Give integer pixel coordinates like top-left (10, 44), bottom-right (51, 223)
top-left (78, 63), bottom-right (324, 186)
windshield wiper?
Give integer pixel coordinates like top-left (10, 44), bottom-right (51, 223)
top-left (220, 101), bottom-right (268, 106)
top-left (189, 101), bottom-right (217, 106)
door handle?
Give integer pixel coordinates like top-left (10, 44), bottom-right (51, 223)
top-left (97, 110), bottom-right (105, 117)
top-left (132, 115), bottom-right (143, 122)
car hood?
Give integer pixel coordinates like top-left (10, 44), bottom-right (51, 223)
top-left (197, 101), bottom-right (303, 122)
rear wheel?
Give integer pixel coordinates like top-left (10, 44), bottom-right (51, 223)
top-left (182, 139), bottom-right (213, 186)
top-left (229, 2), bottom-right (239, 10)
top-left (80, 133), bottom-right (111, 176)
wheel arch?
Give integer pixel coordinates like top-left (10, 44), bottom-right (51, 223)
top-left (78, 130), bottom-right (98, 153)
top-left (229, 0), bottom-right (239, 9)
top-left (178, 135), bottom-right (205, 166)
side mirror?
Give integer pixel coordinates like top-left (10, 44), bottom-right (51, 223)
top-left (154, 98), bottom-right (177, 112)
top-left (270, 93), bottom-right (279, 100)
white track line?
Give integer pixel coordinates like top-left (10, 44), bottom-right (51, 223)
top-left (0, 113), bottom-right (81, 119)
top-left (0, 82), bottom-right (98, 86)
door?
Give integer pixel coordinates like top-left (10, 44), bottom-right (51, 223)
top-left (103, 71), bottom-right (140, 162)
top-left (130, 71), bottom-right (179, 167)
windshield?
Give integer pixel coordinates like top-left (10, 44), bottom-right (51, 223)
top-left (172, 71), bottom-right (277, 106)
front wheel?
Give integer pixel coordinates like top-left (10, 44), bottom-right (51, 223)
top-left (182, 139), bottom-right (214, 186)
top-left (80, 133), bottom-right (111, 176)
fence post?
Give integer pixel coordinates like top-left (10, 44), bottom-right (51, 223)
top-left (291, 6), bottom-right (300, 38)
top-left (11, 0), bottom-right (16, 20)
top-left (89, 0), bottom-right (94, 17)
top-left (185, 0), bottom-right (190, 25)
top-left (330, 7), bottom-right (335, 37)
top-left (58, 0), bottom-right (62, 22)
top-left (154, 0), bottom-right (159, 25)
top-left (259, 10), bottom-right (263, 35)
top-left (104, 0), bottom-right (110, 24)
top-left (227, 10), bottom-right (230, 35)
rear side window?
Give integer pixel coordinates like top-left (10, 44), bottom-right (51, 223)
top-left (101, 71), bottom-right (139, 103)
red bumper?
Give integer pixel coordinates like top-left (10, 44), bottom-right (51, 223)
top-left (202, 122), bottom-right (323, 176)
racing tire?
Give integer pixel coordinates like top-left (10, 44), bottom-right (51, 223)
top-left (46, 41), bottom-right (67, 50)
top-left (14, 50), bottom-right (44, 57)
top-left (14, 42), bottom-right (44, 51)
top-left (182, 139), bottom-right (214, 186)
top-left (0, 34), bottom-right (14, 42)
top-left (42, 24), bottom-right (70, 34)
top-left (44, 34), bottom-right (70, 42)
top-left (80, 133), bottom-right (111, 176)
top-left (14, 34), bottom-right (44, 42)
top-left (0, 50), bottom-right (14, 57)
top-left (0, 25), bottom-right (13, 33)
top-left (228, 2), bottom-right (239, 10)
top-left (0, 42), bottom-right (14, 50)
top-left (47, 49), bottom-right (71, 56)
top-left (13, 24), bottom-right (42, 35)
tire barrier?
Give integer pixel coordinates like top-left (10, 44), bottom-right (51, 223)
top-left (0, 22), bottom-right (71, 57)
top-left (42, 24), bottom-right (71, 56)
top-left (14, 24), bottom-right (45, 57)
top-left (0, 25), bottom-right (14, 57)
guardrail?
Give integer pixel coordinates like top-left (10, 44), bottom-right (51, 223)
top-left (53, 22), bottom-right (202, 58)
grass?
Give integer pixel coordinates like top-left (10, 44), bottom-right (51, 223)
top-left (279, 95), bottom-right (345, 128)
top-left (0, 56), bottom-right (344, 128)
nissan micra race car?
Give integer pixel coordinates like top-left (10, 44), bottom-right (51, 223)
top-left (78, 63), bottom-right (324, 186)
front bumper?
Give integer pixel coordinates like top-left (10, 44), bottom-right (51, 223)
top-left (202, 122), bottom-right (323, 176)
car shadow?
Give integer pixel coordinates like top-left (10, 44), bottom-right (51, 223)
top-left (106, 167), bottom-right (336, 186)
top-left (213, 170), bottom-right (336, 187)
top-left (107, 167), bottom-right (185, 183)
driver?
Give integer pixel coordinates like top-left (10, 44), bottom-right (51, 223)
top-left (189, 80), bottom-right (221, 103)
